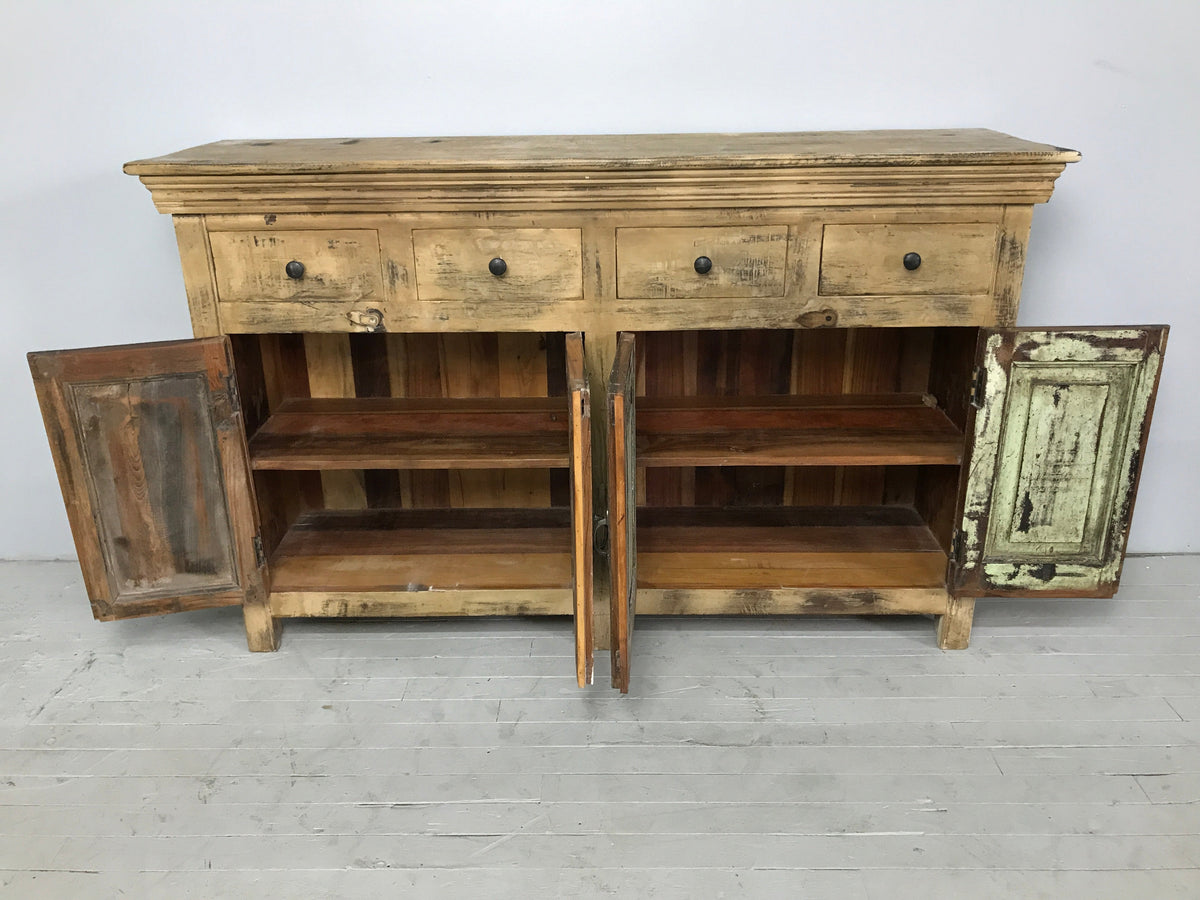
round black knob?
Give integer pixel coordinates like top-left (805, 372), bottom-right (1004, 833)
top-left (694, 256), bottom-right (713, 275)
top-left (285, 260), bottom-right (305, 279)
top-left (488, 257), bottom-right (507, 277)
top-left (903, 252), bottom-right (922, 271)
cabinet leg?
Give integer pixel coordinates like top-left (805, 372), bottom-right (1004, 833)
top-left (936, 597), bottom-right (975, 650)
top-left (243, 596), bottom-right (282, 652)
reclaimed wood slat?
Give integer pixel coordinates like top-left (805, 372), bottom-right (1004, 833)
top-left (268, 508), bottom-right (574, 593)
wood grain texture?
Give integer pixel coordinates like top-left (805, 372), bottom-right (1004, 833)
top-left (268, 508), bottom-right (574, 593)
top-left (197, 206), bottom-right (1023, 335)
top-left (248, 398), bottom-right (570, 470)
top-left (270, 589), bottom-right (571, 617)
top-left (303, 333), bottom-right (366, 510)
top-left (819, 224), bottom-right (999, 296)
top-left (937, 596), bottom-right (976, 649)
top-left (26, 339), bottom-right (264, 625)
top-left (566, 333), bottom-right (594, 686)
top-left (126, 130), bottom-right (1082, 173)
top-left (210, 230), bottom-right (384, 304)
top-left (608, 333), bottom-right (637, 693)
top-left (126, 131), bottom-right (1079, 213)
top-left (412, 228), bottom-right (582, 302)
top-left (172, 216), bottom-right (222, 337)
top-left (616, 226), bottom-right (788, 299)
top-left (638, 586), bottom-right (950, 615)
top-left (636, 395), bottom-right (963, 467)
top-left (583, 330), bottom-right (616, 653)
top-left (636, 506), bottom-right (946, 590)
top-left (957, 327), bottom-right (1168, 597)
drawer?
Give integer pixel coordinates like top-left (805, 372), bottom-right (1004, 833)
top-left (209, 230), bottom-right (384, 303)
top-left (819, 223), bottom-right (999, 296)
top-left (616, 226), bottom-right (788, 299)
top-left (412, 228), bottom-right (583, 302)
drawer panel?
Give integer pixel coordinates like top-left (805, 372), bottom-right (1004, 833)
top-left (617, 226), bottom-right (788, 299)
top-left (210, 230), bottom-right (384, 303)
top-left (819, 224), bottom-right (999, 296)
top-left (413, 228), bottom-right (583, 302)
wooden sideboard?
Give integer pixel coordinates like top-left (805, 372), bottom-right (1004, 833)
top-left (29, 131), bottom-right (1167, 692)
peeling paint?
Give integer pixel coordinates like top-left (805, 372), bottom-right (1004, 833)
top-left (959, 328), bottom-right (1165, 596)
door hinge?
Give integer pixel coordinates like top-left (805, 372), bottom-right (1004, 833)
top-left (252, 534), bottom-right (266, 569)
top-left (947, 528), bottom-right (966, 590)
top-left (969, 366), bottom-right (986, 409)
top-left (226, 373), bottom-right (241, 415)
top-left (579, 387), bottom-right (591, 420)
top-left (593, 515), bottom-right (609, 555)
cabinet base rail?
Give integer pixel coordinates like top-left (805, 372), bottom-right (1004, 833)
top-left (265, 586), bottom-right (951, 619)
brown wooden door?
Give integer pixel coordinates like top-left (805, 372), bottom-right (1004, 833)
top-left (565, 333), bottom-right (594, 687)
top-left (607, 333), bottom-right (637, 692)
top-left (28, 337), bottom-right (267, 622)
top-left (954, 326), bottom-right (1168, 597)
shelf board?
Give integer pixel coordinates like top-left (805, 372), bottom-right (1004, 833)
top-left (268, 507), bottom-right (575, 593)
top-left (636, 505), bottom-right (948, 590)
top-left (636, 393), bottom-right (964, 467)
top-left (249, 397), bottom-right (570, 470)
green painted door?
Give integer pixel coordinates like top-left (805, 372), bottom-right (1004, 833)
top-left (955, 327), bottom-right (1167, 597)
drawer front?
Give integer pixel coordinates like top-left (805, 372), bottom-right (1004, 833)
top-left (413, 228), bottom-right (583, 302)
top-left (616, 226), bottom-right (788, 299)
top-left (209, 230), bottom-right (385, 303)
top-left (819, 224), bottom-right (999, 296)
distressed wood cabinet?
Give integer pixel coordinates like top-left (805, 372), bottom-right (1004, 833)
top-left (29, 131), bottom-right (1167, 691)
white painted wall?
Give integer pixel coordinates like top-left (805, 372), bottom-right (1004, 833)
top-left (2, 0), bottom-right (1196, 557)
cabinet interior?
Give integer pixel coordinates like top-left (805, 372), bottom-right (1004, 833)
top-left (630, 326), bottom-right (979, 592)
top-left (229, 332), bottom-right (578, 601)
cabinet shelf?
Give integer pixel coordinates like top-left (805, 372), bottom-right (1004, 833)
top-left (268, 507), bottom-right (575, 593)
top-left (636, 505), bottom-right (947, 590)
top-left (248, 397), bottom-right (570, 470)
top-left (636, 394), bottom-right (964, 467)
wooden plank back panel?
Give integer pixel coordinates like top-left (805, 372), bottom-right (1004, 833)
top-left (443, 333), bottom-right (506, 508)
top-left (397, 334), bottom-right (452, 508)
top-left (640, 329), bottom-right (793, 507)
top-left (304, 333), bottom-right (367, 509)
top-left (244, 332), bottom-right (563, 512)
top-left (349, 334), bottom-right (404, 508)
top-left (639, 328), bottom-right (943, 509)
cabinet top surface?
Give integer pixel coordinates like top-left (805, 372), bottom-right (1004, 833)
top-left (125, 129), bottom-right (1080, 175)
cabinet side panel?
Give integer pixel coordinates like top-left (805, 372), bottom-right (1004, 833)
top-left (251, 335), bottom-right (321, 554)
top-left (994, 206), bottom-right (1034, 326)
top-left (173, 216), bottom-right (222, 337)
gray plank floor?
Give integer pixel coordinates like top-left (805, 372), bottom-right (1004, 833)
top-left (1, 558), bottom-right (1198, 898)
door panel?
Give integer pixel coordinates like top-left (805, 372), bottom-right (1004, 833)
top-left (566, 333), bottom-right (594, 687)
top-left (956, 327), bottom-right (1167, 596)
top-left (29, 338), bottom-right (265, 621)
top-left (608, 333), bottom-right (637, 692)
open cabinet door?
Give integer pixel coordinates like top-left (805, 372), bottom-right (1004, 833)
top-left (607, 333), bottom-right (637, 692)
top-left (954, 327), bottom-right (1167, 598)
top-left (28, 337), bottom-right (275, 646)
top-left (566, 333), bottom-right (594, 687)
